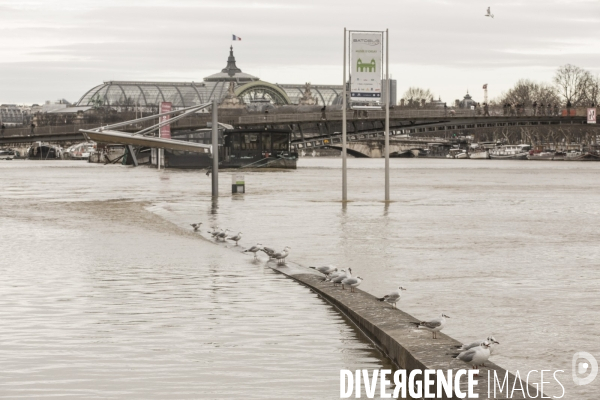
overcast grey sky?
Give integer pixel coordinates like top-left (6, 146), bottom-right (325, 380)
top-left (1, 0), bottom-right (599, 105)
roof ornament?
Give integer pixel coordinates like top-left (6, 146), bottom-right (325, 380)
top-left (223, 46), bottom-right (242, 77)
top-left (298, 82), bottom-right (317, 105)
top-left (220, 81), bottom-right (245, 109)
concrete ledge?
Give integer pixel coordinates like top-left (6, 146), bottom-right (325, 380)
top-left (204, 236), bottom-right (548, 399)
top-left (273, 267), bottom-right (547, 399)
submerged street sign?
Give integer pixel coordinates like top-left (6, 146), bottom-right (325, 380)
top-left (350, 32), bottom-right (382, 103)
top-left (160, 102), bottom-right (172, 138)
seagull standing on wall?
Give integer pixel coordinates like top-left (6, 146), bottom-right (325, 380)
top-left (485, 7), bottom-right (494, 18)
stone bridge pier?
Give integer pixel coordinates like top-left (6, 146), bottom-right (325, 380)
top-left (329, 140), bottom-right (427, 158)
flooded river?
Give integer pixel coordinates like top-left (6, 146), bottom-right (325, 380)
top-left (1, 158), bottom-right (599, 399)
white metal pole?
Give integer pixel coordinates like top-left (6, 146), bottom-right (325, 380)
top-left (384, 29), bottom-right (390, 202)
top-left (211, 100), bottom-right (219, 197)
top-left (342, 28), bottom-right (348, 202)
top-left (157, 103), bottom-right (161, 170)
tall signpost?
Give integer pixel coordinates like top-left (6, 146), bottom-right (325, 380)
top-left (342, 28), bottom-right (347, 202)
top-left (345, 29), bottom-right (389, 202)
top-left (384, 29), bottom-right (390, 202)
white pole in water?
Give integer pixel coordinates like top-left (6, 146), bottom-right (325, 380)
top-left (157, 105), bottom-right (161, 171)
top-left (384, 29), bottom-right (390, 202)
top-left (211, 100), bottom-right (219, 197)
top-left (342, 27), bottom-right (348, 202)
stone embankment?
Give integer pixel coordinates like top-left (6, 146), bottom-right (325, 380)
top-left (271, 265), bottom-right (548, 399)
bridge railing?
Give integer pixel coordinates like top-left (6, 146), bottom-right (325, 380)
top-left (237, 108), bottom-right (497, 125)
top-left (0, 114), bottom-right (214, 140)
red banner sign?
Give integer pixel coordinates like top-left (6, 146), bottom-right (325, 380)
top-left (159, 102), bottom-right (172, 139)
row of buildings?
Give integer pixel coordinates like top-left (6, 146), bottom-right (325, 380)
top-left (3, 47), bottom-right (480, 127)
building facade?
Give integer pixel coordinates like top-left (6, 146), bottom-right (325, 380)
top-left (75, 47), bottom-right (395, 111)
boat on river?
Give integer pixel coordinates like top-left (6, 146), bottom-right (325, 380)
top-left (446, 148), bottom-right (468, 159)
top-left (64, 142), bottom-right (97, 160)
top-left (0, 148), bottom-right (20, 160)
top-left (26, 142), bottom-right (62, 160)
top-left (469, 149), bottom-right (489, 159)
top-left (564, 151), bottom-right (600, 161)
top-left (489, 144), bottom-right (530, 160)
top-left (166, 128), bottom-right (297, 169)
top-left (527, 151), bottom-right (566, 161)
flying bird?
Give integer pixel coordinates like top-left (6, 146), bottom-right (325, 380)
top-left (485, 7), bottom-right (494, 18)
top-left (410, 313), bottom-right (450, 339)
top-left (190, 222), bottom-right (202, 232)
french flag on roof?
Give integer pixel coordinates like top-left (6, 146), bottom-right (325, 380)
top-left (232, 35), bottom-right (242, 41)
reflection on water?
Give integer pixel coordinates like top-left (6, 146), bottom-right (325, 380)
top-left (1, 159), bottom-right (600, 398)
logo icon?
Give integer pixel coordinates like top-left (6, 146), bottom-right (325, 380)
top-left (572, 352), bottom-right (598, 386)
top-left (356, 58), bottom-right (376, 73)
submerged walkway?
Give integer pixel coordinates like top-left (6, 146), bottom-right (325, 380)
top-left (204, 233), bottom-right (548, 399)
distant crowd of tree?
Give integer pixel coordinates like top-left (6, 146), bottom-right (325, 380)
top-left (399, 64), bottom-right (599, 108)
top-left (497, 64), bottom-right (599, 107)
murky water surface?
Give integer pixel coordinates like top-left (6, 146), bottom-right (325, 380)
top-left (1, 158), bottom-right (599, 399)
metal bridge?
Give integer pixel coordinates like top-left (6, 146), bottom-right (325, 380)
top-left (1, 108), bottom-right (594, 155)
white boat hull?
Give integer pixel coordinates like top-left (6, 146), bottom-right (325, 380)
top-left (489, 152), bottom-right (529, 160)
top-left (469, 151), bottom-right (489, 159)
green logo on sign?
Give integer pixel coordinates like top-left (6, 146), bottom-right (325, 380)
top-left (356, 58), bottom-right (376, 72)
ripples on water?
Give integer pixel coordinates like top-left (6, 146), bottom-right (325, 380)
top-left (1, 159), bottom-right (599, 398)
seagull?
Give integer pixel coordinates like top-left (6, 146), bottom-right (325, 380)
top-left (455, 336), bottom-right (500, 361)
top-left (452, 341), bottom-right (492, 374)
top-left (455, 335), bottom-right (500, 352)
top-left (410, 314), bottom-right (450, 339)
top-left (325, 269), bottom-right (345, 282)
top-left (261, 246), bottom-right (276, 259)
top-left (485, 6), bottom-right (494, 18)
top-left (378, 286), bottom-right (407, 308)
top-left (216, 229), bottom-right (230, 241)
top-left (332, 268), bottom-right (352, 287)
top-left (341, 276), bottom-right (363, 292)
top-left (209, 226), bottom-right (221, 237)
top-left (271, 246), bottom-right (290, 264)
top-left (190, 222), bottom-right (202, 232)
top-left (227, 231), bottom-right (242, 245)
top-left (244, 243), bottom-right (263, 259)
top-left (310, 265), bottom-right (337, 275)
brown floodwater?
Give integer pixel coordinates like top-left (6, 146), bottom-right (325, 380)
top-left (1, 158), bottom-right (599, 399)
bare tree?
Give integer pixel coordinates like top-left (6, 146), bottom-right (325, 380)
top-left (536, 83), bottom-right (561, 106)
top-left (496, 80), bottom-right (560, 106)
top-left (585, 74), bottom-right (600, 106)
top-left (498, 79), bottom-right (538, 105)
top-left (553, 64), bottom-right (592, 106)
top-left (401, 87), bottom-right (433, 107)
